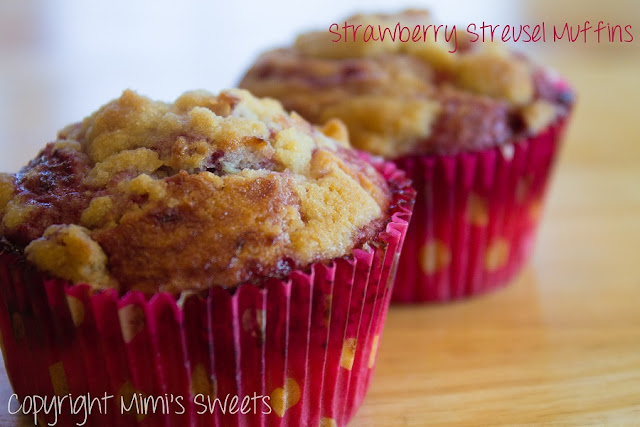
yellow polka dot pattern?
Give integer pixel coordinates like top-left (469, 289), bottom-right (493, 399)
top-left (118, 380), bottom-right (146, 421)
top-left (340, 338), bottom-right (357, 371)
top-left (118, 305), bottom-right (145, 343)
top-left (320, 417), bottom-right (338, 427)
top-left (368, 335), bottom-right (380, 369)
top-left (485, 239), bottom-right (510, 272)
top-left (420, 239), bottom-right (451, 275)
top-left (270, 377), bottom-right (301, 417)
top-left (49, 362), bottom-right (69, 396)
top-left (66, 295), bottom-right (85, 327)
top-left (467, 193), bottom-right (489, 226)
top-left (190, 363), bottom-right (216, 399)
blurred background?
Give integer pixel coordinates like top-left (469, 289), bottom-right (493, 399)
top-left (1, 0), bottom-right (637, 172)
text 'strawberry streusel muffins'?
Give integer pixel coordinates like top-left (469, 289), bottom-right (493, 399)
top-left (240, 9), bottom-right (574, 303)
top-left (0, 89), bottom-right (414, 426)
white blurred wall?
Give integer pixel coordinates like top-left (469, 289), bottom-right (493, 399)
top-left (1, 0), bottom-right (520, 171)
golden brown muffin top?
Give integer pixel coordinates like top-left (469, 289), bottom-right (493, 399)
top-left (239, 10), bottom-right (573, 158)
top-left (0, 89), bottom-right (391, 293)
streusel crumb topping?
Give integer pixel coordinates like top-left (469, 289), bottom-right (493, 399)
top-left (0, 89), bottom-right (391, 293)
top-left (240, 10), bottom-right (573, 157)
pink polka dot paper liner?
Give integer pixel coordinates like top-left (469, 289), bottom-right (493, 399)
top-left (0, 156), bottom-right (414, 426)
top-left (392, 103), bottom-right (572, 303)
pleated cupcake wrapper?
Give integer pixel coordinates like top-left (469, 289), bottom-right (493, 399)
top-left (0, 157), bottom-right (414, 427)
top-left (392, 114), bottom-right (570, 303)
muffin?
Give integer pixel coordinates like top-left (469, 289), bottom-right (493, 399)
top-left (240, 9), bottom-right (574, 302)
top-left (0, 89), bottom-right (414, 426)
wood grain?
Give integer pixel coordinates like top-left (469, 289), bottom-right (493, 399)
top-left (1, 54), bottom-right (640, 426)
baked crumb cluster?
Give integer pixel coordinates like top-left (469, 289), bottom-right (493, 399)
top-left (0, 89), bottom-right (391, 293)
top-left (240, 10), bottom-right (573, 157)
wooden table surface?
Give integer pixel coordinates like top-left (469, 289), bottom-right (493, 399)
top-left (1, 53), bottom-right (639, 426)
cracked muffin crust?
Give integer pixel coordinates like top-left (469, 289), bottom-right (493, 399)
top-left (0, 89), bottom-right (392, 293)
top-left (239, 9), bottom-right (573, 158)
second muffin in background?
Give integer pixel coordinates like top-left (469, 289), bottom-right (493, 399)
top-left (240, 9), bottom-right (574, 303)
